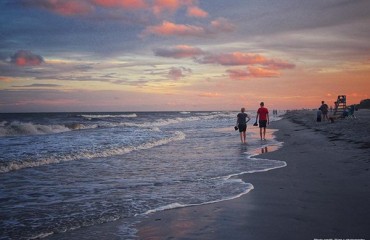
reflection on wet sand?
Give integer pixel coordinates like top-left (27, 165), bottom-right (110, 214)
top-left (261, 146), bottom-right (268, 154)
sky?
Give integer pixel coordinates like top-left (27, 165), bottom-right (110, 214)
top-left (0, 0), bottom-right (369, 112)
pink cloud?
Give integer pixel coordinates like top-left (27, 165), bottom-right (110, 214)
top-left (227, 66), bottom-right (280, 80)
top-left (153, 48), bottom-right (294, 80)
top-left (26, 0), bottom-right (93, 15)
top-left (26, 0), bottom-right (147, 16)
top-left (199, 52), bottom-right (268, 66)
top-left (27, 0), bottom-right (208, 19)
top-left (152, 0), bottom-right (208, 18)
top-left (265, 59), bottom-right (295, 70)
top-left (152, 0), bottom-right (181, 16)
top-left (210, 18), bottom-right (235, 32)
top-left (187, 6), bottom-right (208, 18)
top-left (10, 50), bottom-right (44, 67)
top-left (248, 66), bottom-right (280, 77)
top-left (93, 0), bottom-right (147, 9)
top-left (141, 18), bottom-right (236, 38)
top-left (226, 69), bottom-right (250, 80)
top-left (141, 21), bottom-right (206, 37)
top-left (198, 52), bottom-right (295, 69)
top-left (154, 45), bottom-right (204, 58)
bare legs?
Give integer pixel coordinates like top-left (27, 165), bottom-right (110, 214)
top-left (259, 127), bottom-right (266, 140)
top-left (240, 131), bottom-right (246, 143)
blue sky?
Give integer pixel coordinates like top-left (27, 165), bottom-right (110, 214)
top-left (1, 0), bottom-right (369, 112)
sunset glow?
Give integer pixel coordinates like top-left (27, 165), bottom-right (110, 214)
top-left (1, 0), bottom-right (369, 112)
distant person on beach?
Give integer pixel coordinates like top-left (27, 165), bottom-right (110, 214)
top-left (319, 101), bottom-right (329, 121)
top-left (316, 109), bottom-right (322, 122)
top-left (256, 102), bottom-right (269, 140)
top-left (236, 107), bottom-right (251, 144)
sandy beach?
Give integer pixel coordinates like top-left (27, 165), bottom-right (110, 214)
top-left (137, 109), bottom-right (370, 240)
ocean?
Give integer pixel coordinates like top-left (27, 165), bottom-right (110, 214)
top-left (0, 111), bottom-right (286, 239)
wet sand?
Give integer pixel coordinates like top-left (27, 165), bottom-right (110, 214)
top-left (137, 109), bottom-right (370, 240)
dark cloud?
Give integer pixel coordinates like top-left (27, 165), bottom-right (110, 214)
top-left (168, 67), bottom-right (192, 80)
top-left (10, 50), bottom-right (44, 66)
top-left (154, 45), bottom-right (204, 59)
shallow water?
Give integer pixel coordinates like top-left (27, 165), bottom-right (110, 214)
top-left (0, 111), bottom-right (285, 239)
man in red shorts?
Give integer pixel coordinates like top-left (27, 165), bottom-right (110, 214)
top-left (256, 102), bottom-right (269, 140)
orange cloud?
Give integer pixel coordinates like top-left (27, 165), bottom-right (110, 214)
top-left (199, 52), bottom-right (295, 69)
top-left (227, 66), bottom-right (280, 80)
top-left (154, 45), bottom-right (204, 58)
top-left (187, 6), bottom-right (208, 18)
top-left (153, 48), bottom-right (294, 81)
top-left (93, 0), bottom-right (147, 9)
top-left (200, 52), bottom-right (267, 66)
top-left (10, 50), bottom-right (44, 67)
top-left (27, 0), bottom-right (93, 15)
top-left (0, 77), bottom-right (12, 82)
top-left (248, 66), bottom-right (280, 78)
top-left (152, 0), bottom-right (181, 15)
top-left (141, 18), bottom-right (235, 38)
top-left (142, 21), bottom-right (205, 37)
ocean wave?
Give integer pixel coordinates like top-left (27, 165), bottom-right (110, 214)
top-left (0, 121), bottom-right (100, 137)
top-left (0, 131), bottom-right (186, 173)
top-left (0, 112), bottom-right (234, 137)
top-left (119, 114), bottom-right (229, 129)
top-left (80, 113), bottom-right (137, 119)
top-left (0, 121), bottom-right (73, 137)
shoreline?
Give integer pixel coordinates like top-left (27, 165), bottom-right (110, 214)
top-left (136, 110), bottom-right (370, 239)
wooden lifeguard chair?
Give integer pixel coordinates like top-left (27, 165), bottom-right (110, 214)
top-left (333, 95), bottom-right (346, 118)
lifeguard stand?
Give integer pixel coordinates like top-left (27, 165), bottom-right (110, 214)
top-left (333, 95), bottom-right (346, 117)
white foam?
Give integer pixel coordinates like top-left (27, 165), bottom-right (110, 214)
top-left (0, 121), bottom-right (7, 127)
top-left (118, 113), bottom-right (226, 129)
top-left (80, 113), bottom-right (137, 119)
top-left (142, 138), bottom-right (286, 217)
top-left (143, 181), bottom-right (254, 215)
top-left (0, 131), bottom-right (186, 173)
top-left (0, 121), bottom-right (72, 137)
top-left (29, 231), bottom-right (54, 239)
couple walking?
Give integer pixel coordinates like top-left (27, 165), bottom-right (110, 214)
top-left (236, 102), bottom-right (269, 143)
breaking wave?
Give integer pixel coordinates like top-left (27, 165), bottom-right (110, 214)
top-left (0, 121), bottom-right (73, 137)
top-left (0, 131), bottom-right (186, 173)
top-left (80, 113), bottom-right (137, 119)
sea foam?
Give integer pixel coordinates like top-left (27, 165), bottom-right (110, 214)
top-left (0, 121), bottom-right (72, 137)
top-left (0, 131), bottom-right (186, 173)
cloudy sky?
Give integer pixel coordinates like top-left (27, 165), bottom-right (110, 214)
top-left (0, 0), bottom-right (369, 112)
